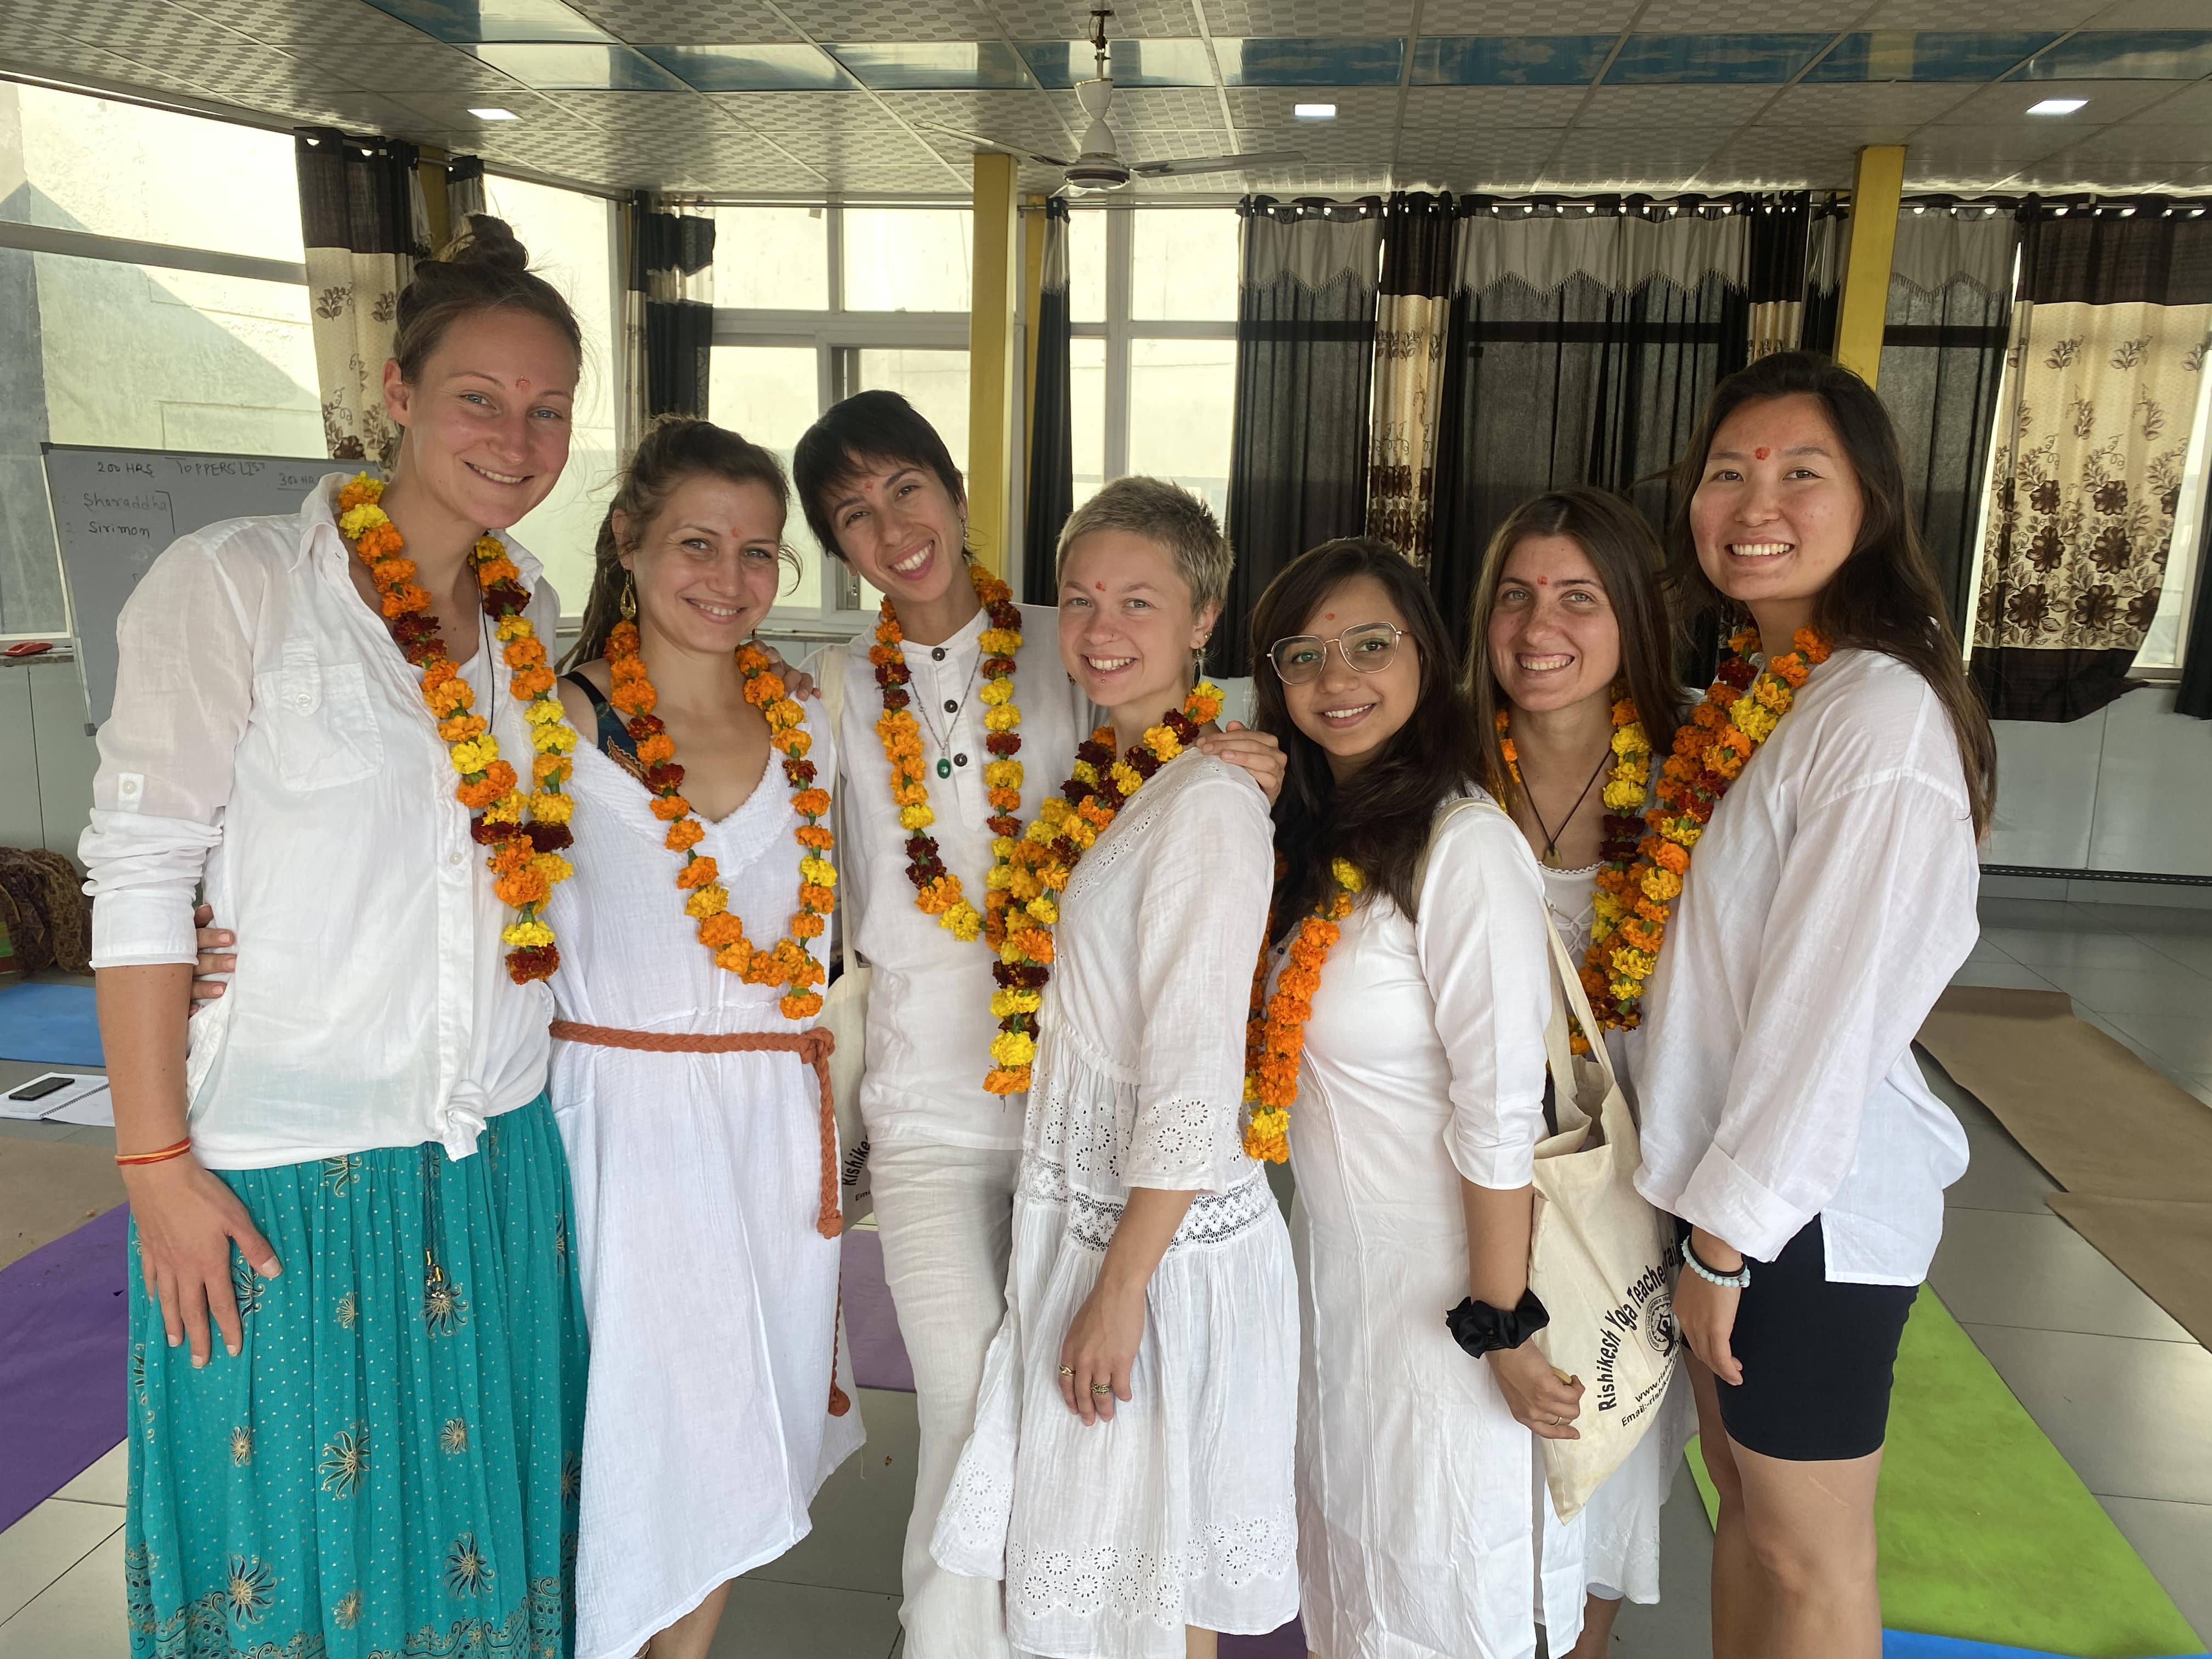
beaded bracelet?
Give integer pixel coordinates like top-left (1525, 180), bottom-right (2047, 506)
top-left (1681, 1234), bottom-right (1751, 1289)
top-left (115, 1137), bottom-right (193, 1168)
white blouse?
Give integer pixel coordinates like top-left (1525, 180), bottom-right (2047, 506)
top-left (820, 601), bottom-right (1089, 1153)
top-left (80, 477), bottom-right (555, 1169)
top-left (1633, 649), bottom-right (1978, 1285)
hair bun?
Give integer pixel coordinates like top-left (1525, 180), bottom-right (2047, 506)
top-left (442, 213), bottom-right (531, 272)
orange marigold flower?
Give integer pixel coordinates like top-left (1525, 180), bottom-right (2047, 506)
top-left (495, 870), bottom-right (550, 908)
top-left (665, 819), bottom-right (706, 851)
top-left (636, 733), bottom-right (676, 766)
top-left (799, 883), bottom-right (836, 912)
top-left (797, 825), bottom-right (834, 850)
top-left (458, 777), bottom-right (505, 810)
top-left (439, 714), bottom-right (489, 742)
top-left (676, 855), bottom-right (720, 890)
top-left (650, 795), bottom-right (691, 821)
top-left (1653, 840), bottom-right (1690, 874)
top-left (792, 788), bottom-right (831, 817)
top-left (790, 913), bottom-right (826, 939)
top-left (697, 912), bottom-right (747, 947)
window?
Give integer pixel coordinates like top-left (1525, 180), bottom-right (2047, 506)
top-left (707, 343), bottom-right (825, 606)
top-left (483, 175), bottom-right (619, 614)
top-left (713, 206), bottom-right (828, 311)
top-left (1127, 337), bottom-right (1236, 522)
top-left (844, 209), bottom-right (973, 313)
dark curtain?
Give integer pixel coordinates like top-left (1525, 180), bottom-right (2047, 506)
top-left (1746, 191), bottom-right (1810, 358)
top-left (627, 191), bottom-right (715, 421)
top-left (1972, 201), bottom-right (2212, 721)
top-left (1429, 263), bottom-right (1747, 652)
top-left (1366, 191), bottom-right (1457, 566)
top-left (2177, 476), bottom-right (2212, 716)
top-left (445, 154), bottom-right (486, 223)
top-left (1801, 198), bottom-right (1847, 356)
top-left (1024, 198), bottom-right (1073, 605)
top-left (1879, 275), bottom-right (2011, 636)
top-left (1221, 196), bottom-right (1384, 672)
top-left (294, 128), bottom-right (427, 464)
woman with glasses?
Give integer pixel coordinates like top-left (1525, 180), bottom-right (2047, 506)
top-left (1463, 488), bottom-right (1695, 1657)
top-left (1250, 538), bottom-right (1587, 1659)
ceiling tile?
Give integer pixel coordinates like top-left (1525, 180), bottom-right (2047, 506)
top-left (1403, 129), bottom-right (1567, 182)
top-left (1802, 31), bottom-right (2056, 82)
top-left (2134, 80), bottom-right (2212, 120)
top-left (2086, 0), bottom-right (2212, 23)
top-left (2045, 122), bottom-right (2212, 165)
top-left (469, 41), bottom-right (691, 88)
top-left (546, 86), bottom-right (736, 130)
top-left (1628, 0), bottom-right (1857, 31)
top-left (567, 0), bottom-right (801, 40)
top-left (986, 0), bottom-right (1203, 40)
top-left (1410, 36), bottom-right (1614, 86)
top-left (775, 0), bottom-right (1007, 39)
top-left (706, 88), bottom-right (882, 133)
top-left (1762, 81), bottom-right (1981, 126)
top-left (1201, 0), bottom-right (1414, 29)
top-left (1416, 0), bottom-right (1637, 29)
top-left (642, 43), bottom-right (855, 89)
top-left (2018, 30), bottom-right (2212, 79)
top-left (1223, 84), bottom-right (1397, 127)
top-left (1211, 37), bottom-right (1403, 84)
top-left (1932, 77), bottom-right (2183, 122)
top-left (363, 0), bottom-right (614, 44)
top-left (1905, 120), bottom-right (2100, 172)
top-left (1573, 83), bottom-right (1776, 125)
top-left (162, 0), bottom-right (442, 47)
top-left (1603, 33), bottom-right (1837, 83)
top-left (0, 27), bottom-right (217, 95)
top-left (1398, 84), bottom-right (1590, 126)
top-left (1088, 86), bottom-right (1231, 127)
top-left (1020, 38), bottom-right (1216, 86)
top-left (337, 41), bottom-right (539, 91)
top-left (1695, 127), bottom-right (1871, 188)
top-left (388, 88), bottom-right (577, 129)
top-left (752, 117), bottom-right (950, 170)
top-left (879, 87), bottom-right (1079, 146)
top-left (1855, 0), bottom-right (2104, 24)
top-left (1540, 125), bottom-right (1725, 182)
top-left (823, 41), bottom-right (1037, 89)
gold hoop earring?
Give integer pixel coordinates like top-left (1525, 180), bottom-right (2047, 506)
top-left (619, 571), bottom-right (637, 622)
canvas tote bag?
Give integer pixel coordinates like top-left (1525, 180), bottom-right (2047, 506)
top-left (1526, 902), bottom-right (1680, 1520)
top-left (1418, 796), bottom-right (1679, 1521)
top-left (811, 641), bottom-right (873, 1227)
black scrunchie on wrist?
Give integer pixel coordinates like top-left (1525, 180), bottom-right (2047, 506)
top-left (1445, 1288), bottom-right (1550, 1358)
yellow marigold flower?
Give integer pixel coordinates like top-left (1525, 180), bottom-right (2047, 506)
top-left (502, 920), bottom-right (555, 949)
top-left (1026, 894), bottom-right (1059, 925)
top-left (1610, 945), bottom-right (1657, 979)
top-left (494, 615), bottom-right (531, 641)
top-left (1612, 725), bottom-right (1649, 757)
top-left (979, 679), bottom-right (1013, 706)
top-left (337, 503), bottom-right (386, 539)
top-left (799, 856), bottom-right (837, 889)
top-left (1601, 779), bottom-right (1646, 811)
top-left (1144, 724), bottom-right (1182, 761)
top-left (1070, 759), bottom-right (1098, 786)
top-left (530, 791), bottom-right (574, 824)
top-left (448, 737), bottom-right (495, 775)
top-left (1754, 677), bottom-right (1790, 712)
top-left (685, 885), bottom-right (729, 919)
top-left (984, 759), bottom-right (1022, 790)
top-left (940, 902), bottom-right (983, 942)
top-left (1330, 858), bottom-right (1364, 892)
top-left (990, 989), bottom-right (1043, 1018)
top-left (899, 804), bottom-right (936, 831)
top-left (1110, 760), bottom-right (1145, 795)
top-left (990, 1030), bottom-right (1037, 1069)
top-left (525, 698), bottom-right (568, 726)
top-left (984, 703), bottom-right (1022, 733)
top-left (1063, 817), bottom-right (1097, 850)
top-left (483, 794), bottom-right (526, 825)
top-left (531, 721), bottom-right (577, 754)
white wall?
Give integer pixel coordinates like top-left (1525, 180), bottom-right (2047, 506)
top-left (0, 656), bottom-right (98, 856)
top-left (1987, 687), bottom-right (2212, 881)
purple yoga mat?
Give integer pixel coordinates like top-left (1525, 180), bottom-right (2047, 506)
top-left (0, 1203), bottom-right (130, 1531)
top-left (840, 1227), bottom-right (915, 1393)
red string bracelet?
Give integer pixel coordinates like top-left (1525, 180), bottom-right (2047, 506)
top-left (115, 1137), bottom-right (193, 1167)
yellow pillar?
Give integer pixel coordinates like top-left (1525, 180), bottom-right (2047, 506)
top-left (967, 153), bottom-right (1021, 579)
top-left (417, 147), bottom-right (452, 253)
top-left (1835, 144), bottom-right (1905, 389)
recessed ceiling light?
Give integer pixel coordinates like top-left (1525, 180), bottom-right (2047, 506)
top-left (1293, 102), bottom-right (1336, 120)
top-left (2028, 98), bottom-right (2086, 115)
top-left (470, 106), bottom-right (521, 121)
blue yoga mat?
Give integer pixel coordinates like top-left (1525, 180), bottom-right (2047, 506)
top-left (1885, 1633), bottom-right (2210, 1658)
top-left (0, 981), bottom-right (104, 1067)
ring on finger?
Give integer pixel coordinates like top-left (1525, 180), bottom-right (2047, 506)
top-left (1058, 1365), bottom-right (1076, 1378)
top-left (1089, 1383), bottom-right (1113, 1396)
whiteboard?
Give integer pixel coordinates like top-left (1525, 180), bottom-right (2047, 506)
top-left (41, 444), bottom-right (376, 729)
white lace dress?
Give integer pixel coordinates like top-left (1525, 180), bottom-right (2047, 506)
top-left (546, 708), bottom-right (865, 1659)
top-left (1538, 860), bottom-right (1693, 1609)
top-left (932, 751), bottom-right (1300, 1659)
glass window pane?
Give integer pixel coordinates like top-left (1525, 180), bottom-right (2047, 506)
top-left (1071, 337), bottom-right (1106, 509)
top-left (483, 176), bottom-right (620, 614)
top-left (1069, 209), bottom-right (1106, 324)
top-left (1131, 210), bottom-right (1239, 321)
top-left (6, 86), bottom-right (304, 262)
top-left (709, 344), bottom-right (827, 609)
top-left (1132, 211), bottom-right (1238, 320)
top-left (713, 206), bottom-right (829, 310)
top-left (1126, 337), bottom-right (1234, 522)
top-left (844, 209), bottom-right (972, 313)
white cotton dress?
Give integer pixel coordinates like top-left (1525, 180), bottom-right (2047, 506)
top-left (547, 704), bottom-right (865, 1659)
top-left (1288, 795), bottom-right (1587, 1659)
top-left (1537, 859), bottom-right (1693, 1609)
top-left (932, 751), bottom-right (1300, 1659)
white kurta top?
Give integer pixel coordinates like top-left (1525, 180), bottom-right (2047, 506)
top-left (1634, 648), bottom-right (1978, 1285)
top-left (824, 601), bottom-right (1090, 1153)
top-left (1288, 794), bottom-right (1586, 1657)
top-left (80, 477), bottom-right (552, 1167)
top-left (547, 708), bottom-right (863, 1659)
top-left (933, 752), bottom-right (1299, 1659)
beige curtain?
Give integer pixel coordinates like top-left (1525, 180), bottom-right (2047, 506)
top-left (294, 129), bottom-right (428, 466)
top-left (1366, 193), bottom-right (1454, 567)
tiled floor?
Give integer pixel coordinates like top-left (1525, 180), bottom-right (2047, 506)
top-left (3, 894), bottom-right (2208, 1656)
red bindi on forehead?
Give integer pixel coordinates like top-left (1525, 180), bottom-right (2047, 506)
top-left (1536, 575), bottom-right (1548, 586)
top-left (1094, 580), bottom-right (1106, 590)
top-left (1324, 611), bottom-right (1335, 620)
top-left (1754, 446), bottom-right (1770, 460)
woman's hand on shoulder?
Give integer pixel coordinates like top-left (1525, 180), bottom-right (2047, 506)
top-left (1195, 721), bottom-right (1286, 804)
top-left (758, 644), bottom-right (817, 701)
top-left (123, 1154), bottom-right (280, 1368)
top-left (1486, 1340), bottom-right (1585, 1439)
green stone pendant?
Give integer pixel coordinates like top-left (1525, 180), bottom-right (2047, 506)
top-left (936, 758), bottom-right (952, 779)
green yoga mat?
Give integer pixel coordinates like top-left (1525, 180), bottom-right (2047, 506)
top-left (1685, 1290), bottom-right (2200, 1658)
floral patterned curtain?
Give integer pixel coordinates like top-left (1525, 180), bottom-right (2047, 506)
top-left (294, 128), bottom-right (427, 466)
top-left (1971, 205), bottom-right (2212, 722)
top-left (1365, 192), bottom-right (1454, 567)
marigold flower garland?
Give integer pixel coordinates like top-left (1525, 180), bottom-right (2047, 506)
top-left (602, 621), bottom-right (834, 1019)
top-left (1240, 857), bottom-right (1364, 1163)
top-left (984, 681), bottom-right (1224, 1096)
top-left (335, 474), bottom-right (575, 984)
top-left (1586, 626), bottom-right (1831, 1029)
top-left (870, 566), bottom-right (1026, 946)
top-left (1497, 686), bottom-right (1652, 1049)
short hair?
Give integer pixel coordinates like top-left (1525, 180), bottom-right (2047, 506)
top-left (792, 390), bottom-right (965, 562)
top-left (1054, 477), bottom-right (1233, 611)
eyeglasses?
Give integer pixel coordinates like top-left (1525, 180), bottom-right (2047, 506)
top-left (1266, 622), bottom-right (1406, 684)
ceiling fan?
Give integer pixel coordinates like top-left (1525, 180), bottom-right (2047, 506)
top-left (925, 8), bottom-right (1305, 194)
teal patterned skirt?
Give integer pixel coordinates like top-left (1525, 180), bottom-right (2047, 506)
top-left (124, 1095), bottom-right (588, 1659)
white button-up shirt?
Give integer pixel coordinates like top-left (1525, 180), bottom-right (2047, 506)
top-left (80, 476), bottom-right (554, 1170)
top-left (1633, 649), bottom-right (1978, 1286)
top-left (820, 601), bottom-right (1088, 1152)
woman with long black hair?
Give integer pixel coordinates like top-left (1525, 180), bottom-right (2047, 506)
top-left (1632, 350), bottom-right (1995, 1658)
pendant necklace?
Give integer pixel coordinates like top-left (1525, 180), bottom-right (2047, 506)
top-left (913, 649), bottom-right (984, 780)
top-left (1525, 741), bottom-right (1614, 870)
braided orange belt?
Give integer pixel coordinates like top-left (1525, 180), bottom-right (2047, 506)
top-left (549, 1020), bottom-right (842, 1240)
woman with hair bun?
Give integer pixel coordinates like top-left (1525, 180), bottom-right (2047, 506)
top-left (84, 216), bottom-right (590, 1657)
top-left (545, 416), bottom-right (862, 1659)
